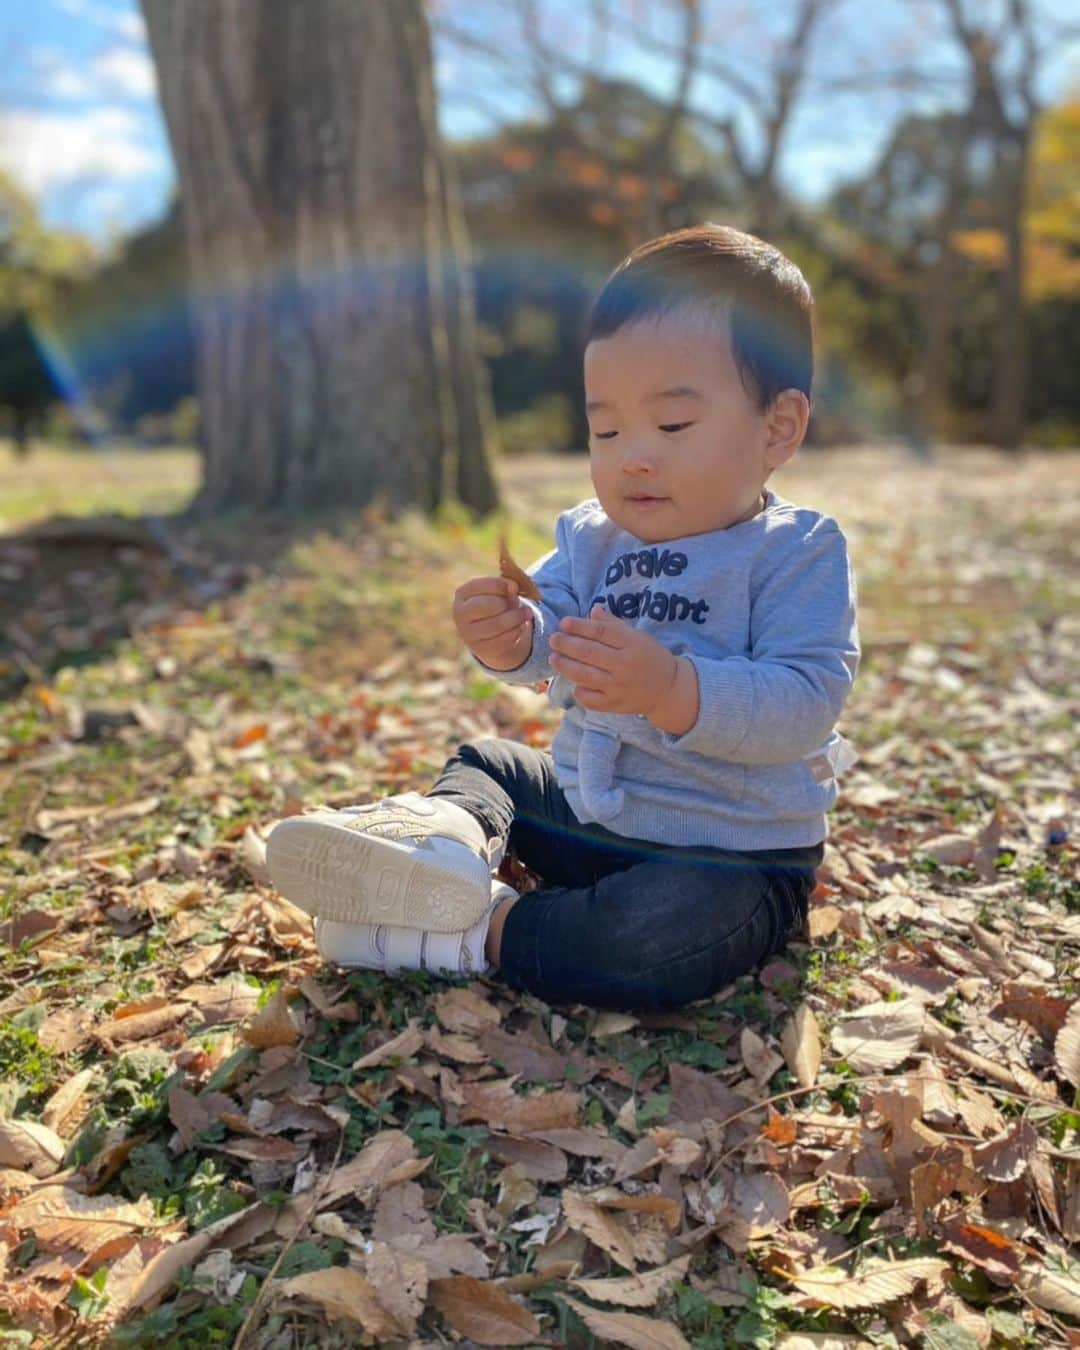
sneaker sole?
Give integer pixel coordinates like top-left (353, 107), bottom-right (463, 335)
top-left (265, 815), bottom-right (491, 931)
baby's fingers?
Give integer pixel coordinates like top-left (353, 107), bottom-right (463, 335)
top-left (468, 605), bottom-right (532, 643)
top-left (456, 576), bottom-right (519, 605)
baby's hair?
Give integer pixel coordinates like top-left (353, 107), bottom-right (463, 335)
top-left (585, 223), bottom-right (814, 412)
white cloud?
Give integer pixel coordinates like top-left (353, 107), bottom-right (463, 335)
top-left (94, 46), bottom-right (156, 98)
top-left (30, 42), bottom-right (156, 102)
top-left (54, 0), bottom-right (145, 43)
top-left (0, 106), bottom-right (158, 196)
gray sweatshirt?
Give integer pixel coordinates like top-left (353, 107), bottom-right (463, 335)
top-left (472, 487), bottom-right (860, 850)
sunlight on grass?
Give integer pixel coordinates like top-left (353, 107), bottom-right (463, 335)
top-left (0, 440), bottom-right (200, 530)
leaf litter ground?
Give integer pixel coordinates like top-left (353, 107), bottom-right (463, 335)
top-left (0, 445), bottom-right (1077, 1349)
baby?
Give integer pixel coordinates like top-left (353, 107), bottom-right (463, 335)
top-left (266, 223), bottom-right (860, 1012)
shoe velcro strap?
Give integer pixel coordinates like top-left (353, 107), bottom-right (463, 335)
top-left (382, 926), bottom-right (424, 973)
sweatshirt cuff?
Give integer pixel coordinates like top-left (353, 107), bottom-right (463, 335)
top-left (468, 599), bottom-right (550, 685)
top-left (658, 654), bottom-right (755, 757)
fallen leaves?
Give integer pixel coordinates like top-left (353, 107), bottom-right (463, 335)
top-left (2, 449), bottom-right (1077, 1346)
top-left (0, 1117), bottom-right (66, 1176)
top-left (782, 1003), bottom-right (822, 1088)
top-left (830, 997), bottom-right (925, 1073)
top-left (429, 1275), bottom-right (540, 1345)
top-left (1053, 1000), bottom-right (1080, 1088)
top-left (564, 1294), bottom-right (692, 1349)
top-left (790, 1257), bottom-right (950, 1309)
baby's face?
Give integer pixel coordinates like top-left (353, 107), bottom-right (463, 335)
top-left (584, 316), bottom-right (775, 542)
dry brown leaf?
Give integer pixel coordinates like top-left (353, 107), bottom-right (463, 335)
top-left (791, 1257), bottom-right (949, 1309)
top-left (240, 986), bottom-right (301, 1048)
top-left (0, 908), bottom-right (60, 948)
top-left (183, 978), bottom-right (262, 1026)
top-left (40, 1067), bottom-right (96, 1136)
top-left (362, 1242), bottom-right (427, 1332)
top-left (316, 1129), bottom-right (417, 1209)
top-left (807, 905), bottom-right (844, 939)
top-left (487, 1133), bottom-right (568, 1183)
top-left (667, 1063), bottom-right (749, 1129)
top-left (459, 1078), bottom-right (581, 1134)
top-left (277, 1267), bottom-right (407, 1340)
top-left (938, 1219), bottom-right (1022, 1284)
top-left (36, 1005), bottom-right (96, 1055)
top-left (741, 1027), bottom-right (784, 1085)
top-left (601, 1191), bottom-right (683, 1234)
top-left (781, 1004), bottom-right (821, 1089)
top-left (498, 536), bottom-right (542, 601)
top-left (971, 1118), bottom-right (1038, 1183)
top-left (0, 1118), bottom-right (65, 1176)
top-left (563, 1190), bottom-right (638, 1270)
top-left (104, 1201), bottom-right (270, 1317)
top-left (1019, 1261), bottom-right (1080, 1318)
top-left (479, 1024), bottom-right (568, 1080)
top-left (995, 984), bottom-right (1072, 1043)
top-left (425, 1026), bottom-right (489, 1063)
top-left (830, 998), bottom-right (923, 1073)
top-left (920, 833), bottom-right (976, 866)
top-left (9, 1185), bottom-right (155, 1251)
top-left (564, 1294), bottom-right (691, 1349)
top-left (94, 1002), bottom-right (191, 1045)
top-left (434, 985), bottom-right (502, 1034)
top-left (429, 1275), bottom-right (540, 1345)
top-left (527, 1126), bottom-right (626, 1163)
top-left (352, 1022), bottom-right (424, 1070)
top-left (732, 1171), bottom-right (790, 1237)
top-left (761, 1108), bottom-right (798, 1146)
top-left (571, 1254), bottom-right (691, 1307)
top-left (593, 1010), bottom-right (639, 1037)
top-left (1053, 1001), bottom-right (1080, 1089)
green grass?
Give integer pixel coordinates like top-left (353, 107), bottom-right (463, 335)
top-left (0, 440), bottom-right (200, 528)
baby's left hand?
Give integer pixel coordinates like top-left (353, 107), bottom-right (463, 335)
top-left (549, 605), bottom-right (678, 716)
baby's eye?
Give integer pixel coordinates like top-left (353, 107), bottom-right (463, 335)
top-left (591, 430), bottom-right (618, 440)
top-left (659, 422), bottom-right (694, 434)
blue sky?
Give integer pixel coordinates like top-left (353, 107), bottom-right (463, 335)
top-left (3, 0), bottom-right (1078, 248)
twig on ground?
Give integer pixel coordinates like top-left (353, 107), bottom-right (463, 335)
top-left (231, 1123), bottom-right (347, 1350)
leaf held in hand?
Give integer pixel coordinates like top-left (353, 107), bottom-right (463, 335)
top-left (498, 535), bottom-right (542, 601)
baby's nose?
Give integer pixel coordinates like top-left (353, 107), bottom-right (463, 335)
top-left (620, 444), bottom-right (658, 471)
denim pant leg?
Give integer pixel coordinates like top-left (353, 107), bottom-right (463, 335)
top-left (426, 736), bottom-right (671, 885)
top-left (427, 736), bottom-right (820, 1012)
top-left (498, 853), bottom-right (816, 1012)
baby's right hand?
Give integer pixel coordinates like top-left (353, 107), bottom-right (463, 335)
top-left (453, 577), bottom-right (535, 672)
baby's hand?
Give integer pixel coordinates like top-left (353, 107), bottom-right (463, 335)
top-left (549, 605), bottom-right (679, 716)
top-left (453, 577), bottom-right (534, 672)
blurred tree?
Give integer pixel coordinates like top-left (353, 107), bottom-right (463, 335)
top-left (935, 0), bottom-right (1043, 449)
top-left (56, 201), bottom-right (194, 432)
top-left (140, 0), bottom-right (499, 515)
top-left (0, 172), bottom-right (93, 455)
top-left (452, 75), bottom-right (735, 450)
top-left (435, 0), bottom-right (842, 238)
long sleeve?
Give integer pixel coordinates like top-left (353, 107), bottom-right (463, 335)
top-left (469, 508), bottom-right (584, 686)
top-left (658, 522), bottom-right (860, 763)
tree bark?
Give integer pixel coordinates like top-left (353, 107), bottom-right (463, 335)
top-left (991, 127), bottom-right (1029, 449)
top-left (140, 0), bottom-right (500, 515)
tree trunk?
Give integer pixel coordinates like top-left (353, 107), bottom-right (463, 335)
top-left (915, 118), bottom-right (970, 447)
top-left (140, 0), bottom-right (500, 516)
top-left (991, 127), bottom-right (1029, 449)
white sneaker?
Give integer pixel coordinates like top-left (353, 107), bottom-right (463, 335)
top-left (265, 791), bottom-right (506, 932)
top-left (313, 879), bottom-right (520, 975)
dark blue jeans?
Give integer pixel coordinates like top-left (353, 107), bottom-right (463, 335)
top-left (427, 737), bottom-right (823, 1012)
